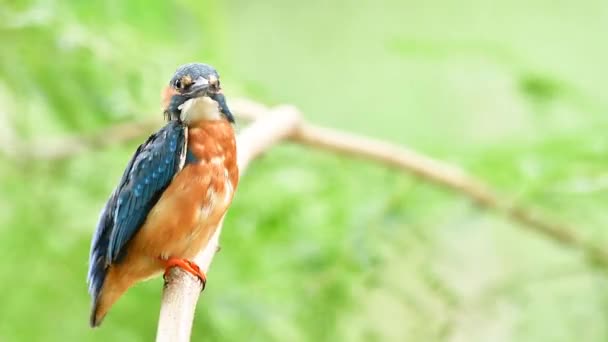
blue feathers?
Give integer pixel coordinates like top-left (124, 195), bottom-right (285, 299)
top-left (87, 121), bottom-right (186, 303)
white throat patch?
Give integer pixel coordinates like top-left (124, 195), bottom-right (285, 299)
top-left (179, 96), bottom-right (221, 124)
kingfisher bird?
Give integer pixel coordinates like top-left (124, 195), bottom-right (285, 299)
top-left (87, 63), bottom-right (239, 327)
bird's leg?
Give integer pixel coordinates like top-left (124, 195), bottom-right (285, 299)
top-left (163, 257), bottom-right (207, 290)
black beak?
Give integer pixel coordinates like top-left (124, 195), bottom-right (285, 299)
top-left (188, 77), bottom-right (233, 123)
top-left (184, 78), bottom-right (211, 99)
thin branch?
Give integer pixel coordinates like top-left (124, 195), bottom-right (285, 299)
top-left (7, 119), bottom-right (162, 161)
top-left (156, 106), bottom-right (302, 342)
top-left (296, 124), bottom-right (593, 251)
top-left (231, 99), bottom-right (608, 265)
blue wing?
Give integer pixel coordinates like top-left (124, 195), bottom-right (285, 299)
top-left (87, 120), bottom-right (186, 299)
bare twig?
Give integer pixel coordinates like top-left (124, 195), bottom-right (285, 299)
top-left (299, 124), bottom-right (607, 261)
top-left (156, 106), bottom-right (302, 342)
top-left (7, 119), bottom-right (162, 161)
top-left (231, 99), bottom-right (608, 264)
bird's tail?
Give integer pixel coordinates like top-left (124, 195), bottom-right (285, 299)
top-left (90, 297), bottom-right (104, 328)
top-left (89, 268), bottom-right (130, 327)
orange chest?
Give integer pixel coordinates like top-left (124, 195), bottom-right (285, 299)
top-left (174, 163), bottom-right (235, 225)
top-left (149, 120), bottom-right (238, 233)
top-left (186, 119), bottom-right (239, 188)
top-left (179, 120), bottom-right (239, 220)
top-left (134, 120), bottom-right (238, 259)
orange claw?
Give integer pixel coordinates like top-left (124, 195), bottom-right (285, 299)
top-left (163, 258), bottom-right (207, 289)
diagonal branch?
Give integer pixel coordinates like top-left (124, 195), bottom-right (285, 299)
top-left (5, 120), bottom-right (163, 161)
top-left (231, 99), bottom-right (608, 265)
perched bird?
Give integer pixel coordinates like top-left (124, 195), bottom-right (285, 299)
top-left (87, 63), bottom-right (239, 327)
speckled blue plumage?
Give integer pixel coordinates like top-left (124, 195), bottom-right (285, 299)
top-left (87, 120), bottom-right (186, 316)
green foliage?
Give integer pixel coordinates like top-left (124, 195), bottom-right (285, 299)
top-left (1, 0), bottom-right (607, 341)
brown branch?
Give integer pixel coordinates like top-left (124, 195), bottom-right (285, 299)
top-left (230, 99), bottom-right (608, 265)
top-left (6, 119), bottom-right (162, 161)
top-left (301, 123), bottom-right (607, 261)
top-left (156, 106), bottom-right (302, 342)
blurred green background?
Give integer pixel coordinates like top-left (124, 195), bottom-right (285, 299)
top-left (1, 0), bottom-right (607, 341)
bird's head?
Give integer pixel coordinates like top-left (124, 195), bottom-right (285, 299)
top-left (162, 63), bottom-right (234, 124)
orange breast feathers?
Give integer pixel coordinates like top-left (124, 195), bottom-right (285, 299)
top-left (187, 119), bottom-right (239, 188)
top-left (143, 119), bottom-right (239, 259)
top-left (184, 119), bottom-right (239, 227)
top-left (179, 120), bottom-right (239, 254)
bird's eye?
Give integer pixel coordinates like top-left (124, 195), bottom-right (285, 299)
top-left (175, 75), bottom-right (193, 91)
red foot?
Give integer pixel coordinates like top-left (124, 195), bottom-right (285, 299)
top-left (163, 258), bottom-right (207, 290)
